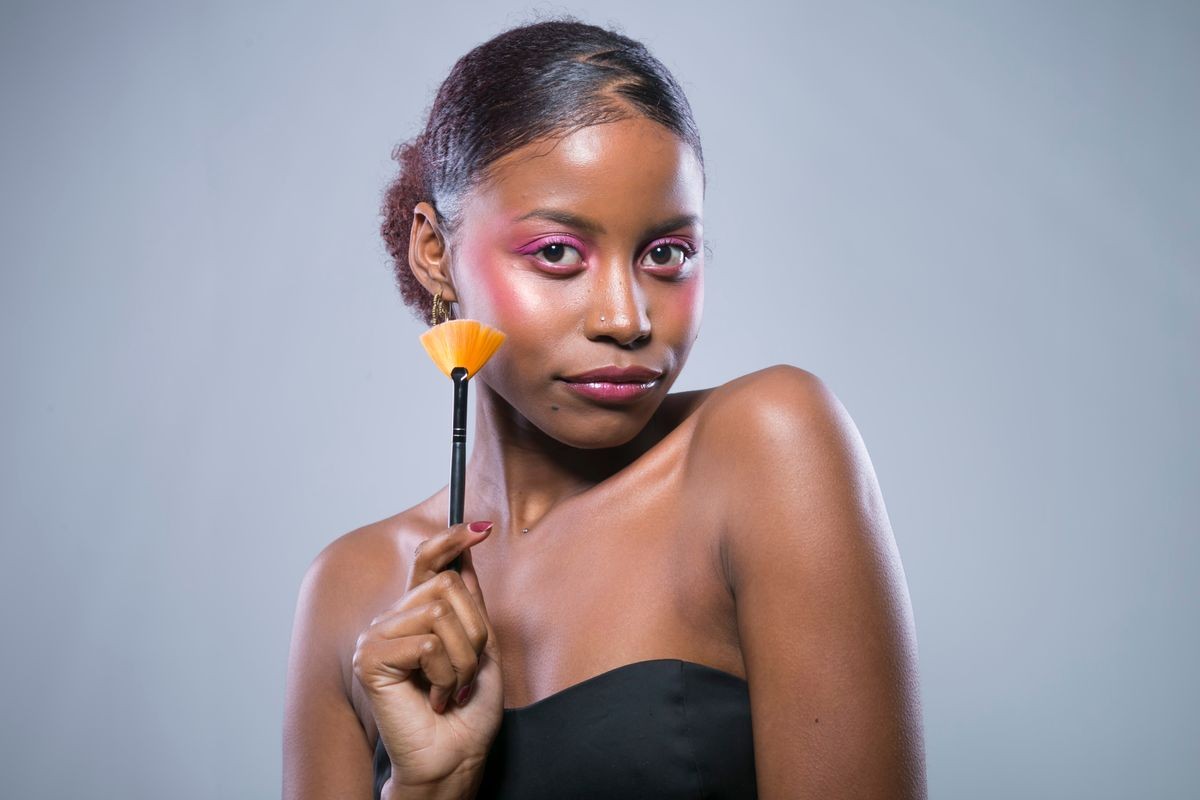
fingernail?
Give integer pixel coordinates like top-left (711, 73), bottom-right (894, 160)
top-left (468, 521), bottom-right (493, 533)
top-left (456, 683), bottom-right (472, 705)
top-left (433, 692), bottom-right (449, 714)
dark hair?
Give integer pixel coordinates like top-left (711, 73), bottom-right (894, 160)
top-left (380, 18), bottom-right (704, 319)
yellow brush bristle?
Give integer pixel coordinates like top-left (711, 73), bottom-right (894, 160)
top-left (419, 319), bottom-right (506, 379)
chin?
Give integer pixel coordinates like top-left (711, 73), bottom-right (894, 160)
top-left (536, 407), bottom-right (655, 451)
top-left (481, 377), bottom-right (664, 450)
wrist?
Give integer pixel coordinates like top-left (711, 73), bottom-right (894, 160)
top-left (381, 761), bottom-right (485, 800)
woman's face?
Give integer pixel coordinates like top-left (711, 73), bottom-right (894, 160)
top-left (448, 115), bottom-right (705, 449)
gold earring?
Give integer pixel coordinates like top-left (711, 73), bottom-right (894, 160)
top-left (430, 290), bottom-right (450, 325)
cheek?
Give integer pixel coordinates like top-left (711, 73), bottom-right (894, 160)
top-left (474, 264), bottom-right (530, 323)
top-left (655, 275), bottom-right (705, 339)
top-left (477, 270), bottom-right (565, 345)
top-left (454, 251), bottom-right (576, 380)
top-left (454, 245), bottom-right (540, 326)
top-left (455, 240), bottom-right (591, 342)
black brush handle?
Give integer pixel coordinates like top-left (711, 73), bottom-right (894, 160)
top-left (447, 367), bottom-right (469, 572)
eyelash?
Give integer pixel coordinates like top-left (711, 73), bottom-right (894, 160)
top-left (643, 239), bottom-right (698, 271)
top-left (520, 236), bottom-right (698, 274)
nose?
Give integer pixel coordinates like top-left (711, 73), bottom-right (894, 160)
top-left (584, 260), bottom-right (650, 348)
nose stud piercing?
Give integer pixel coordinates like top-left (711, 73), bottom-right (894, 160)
top-left (600, 315), bottom-right (606, 322)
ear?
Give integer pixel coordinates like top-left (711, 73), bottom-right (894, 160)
top-left (408, 201), bottom-right (459, 303)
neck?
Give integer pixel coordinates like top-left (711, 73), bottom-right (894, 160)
top-left (463, 382), bottom-right (666, 535)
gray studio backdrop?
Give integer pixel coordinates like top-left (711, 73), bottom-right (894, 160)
top-left (1, 1), bottom-right (1196, 798)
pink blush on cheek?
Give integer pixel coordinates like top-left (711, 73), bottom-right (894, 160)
top-left (660, 273), bottom-right (704, 323)
top-left (456, 250), bottom-right (548, 325)
top-left (486, 260), bottom-right (528, 314)
top-left (649, 276), bottom-right (705, 354)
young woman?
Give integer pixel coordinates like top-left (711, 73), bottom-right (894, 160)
top-left (283, 19), bottom-right (926, 800)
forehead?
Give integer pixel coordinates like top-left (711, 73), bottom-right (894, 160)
top-left (462, 116), bottom-right (704, 228)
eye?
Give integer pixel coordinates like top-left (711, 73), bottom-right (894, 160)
top-left (640, 242), bottom-right (692, 270)
top-left (536, 242), bottom-right (583, 266)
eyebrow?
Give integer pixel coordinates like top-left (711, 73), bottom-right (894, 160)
top-left (514, 209), bottom-right (701, 239)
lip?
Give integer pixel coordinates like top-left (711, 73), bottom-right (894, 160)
top-left (560, 365), bottom-right (663, 383)
top-left (558, 365), bottom-right (663, 405)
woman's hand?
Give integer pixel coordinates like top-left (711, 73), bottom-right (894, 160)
top-left (353, 520), bottom-right (503, 795)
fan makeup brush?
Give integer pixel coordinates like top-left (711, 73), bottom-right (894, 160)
top-left (420, 316), bottom-right (506, 572)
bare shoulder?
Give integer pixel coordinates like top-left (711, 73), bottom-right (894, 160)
top-left (684, 366), bottom-right (926, 796)
top-left (283, 500), bottom-right (444, 797)
top-left (290, 498), bottom-right (442, 694)
top-left (687, 363), bottom-right (895, 569)
top-left (304, 511), bottom-right (415, 606)
top-left (679, 363), bottom-right (880, 562)
top-left (687, 364), bottom-right (862, 478)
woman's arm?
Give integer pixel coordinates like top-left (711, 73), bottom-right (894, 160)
top-left (283, 536), bottom-right (380, 799)
top-left (283, 522), bottom-right (501, 800)
top-left (708, 365), bottom-right (926, 799)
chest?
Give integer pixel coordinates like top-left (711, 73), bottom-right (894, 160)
top-left (473, 487), bottom-right (740, 708)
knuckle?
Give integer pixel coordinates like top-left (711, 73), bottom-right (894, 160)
top-left (351, 643), bottom-right (370, 677)
top-left (426, 601), bottom-right (448, 620)
top-left (452, 654), bottom-right (479, 684)
top-left (412, 539), bottom-right (430, 562)
top-left (435, 571), bottom-right (458, 592)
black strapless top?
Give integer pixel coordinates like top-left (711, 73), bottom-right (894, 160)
top-left (373, 658), bottom-right (757, 799)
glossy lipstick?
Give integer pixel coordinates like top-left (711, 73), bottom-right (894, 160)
top-left (558, 365), bottom-right (662, 405)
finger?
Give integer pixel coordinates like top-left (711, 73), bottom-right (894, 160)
top-left (370, 597), bottom-right (481, 704)
top-left (376, 570), bottom-right (490, 654)
top-left (413, 635), bottom-right (458, 711)
top-left (406, 521), bottom-right (493, 590)
top-left (353, 633), bottom-right (451, 697)
top-left (356, 628), bottom-right (459, 713)
top-left (427, 570), bottom-right (490, 660)
top-left (456, 548), bottom-right (501, 667)
top-left (425, 600), bottom-right (479, 708)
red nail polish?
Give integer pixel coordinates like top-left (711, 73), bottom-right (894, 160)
top-left (456, 683), bottom-right (472, 705)
top-left (468, 521), bottom-right (493, 533)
